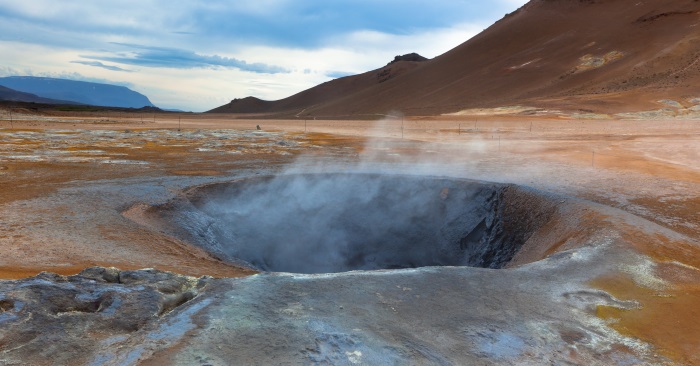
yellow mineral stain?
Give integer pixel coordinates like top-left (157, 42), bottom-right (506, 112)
top-left (591, 271), bottom-right (700, 364)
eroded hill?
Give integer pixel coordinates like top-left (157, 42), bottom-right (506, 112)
top-left (209, 0), bottom-right (700, 117)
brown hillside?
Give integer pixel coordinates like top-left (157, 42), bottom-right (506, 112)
top-left (211, 0), bottom-right (700, 117)
top-left (209, 56), bottom-right (428, 114)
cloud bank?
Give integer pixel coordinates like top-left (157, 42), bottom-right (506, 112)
top-left (70, 61), bottom-right (132, 72)
top-left (80, 43), bottom-right (288, 74)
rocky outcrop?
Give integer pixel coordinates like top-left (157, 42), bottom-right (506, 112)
top-left (0, 267), bottom-right (208, 365)
top-left (387, 52), bottom-right (429, 65)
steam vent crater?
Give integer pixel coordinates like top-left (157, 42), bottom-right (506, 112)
top-left (151, 174), bottom-right (560, 274)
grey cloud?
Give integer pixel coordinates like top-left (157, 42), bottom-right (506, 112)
top-left (80, 43), bottom-right (289, 74)
top-left (71, 60), bottom-right (132, 72)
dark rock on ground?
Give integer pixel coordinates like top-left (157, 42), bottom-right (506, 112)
top-left (0, 267), bottom-right (208, 365)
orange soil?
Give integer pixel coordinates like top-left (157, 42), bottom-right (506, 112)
top-left (1, 112), bottom-right (699, 362)
top-left (593, 274), bottom-right (700, 365)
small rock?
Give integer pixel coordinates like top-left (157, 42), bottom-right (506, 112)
top-left (78, 266), bottom-right (121, 283)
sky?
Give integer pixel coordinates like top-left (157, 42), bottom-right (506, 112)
top-left (0, 0), bottom-right (528, 111)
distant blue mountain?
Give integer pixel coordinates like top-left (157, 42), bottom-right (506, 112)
top-left (0, 76), bottom-right (156, 108)
top-left (0, 85), bottom-right (81, 105)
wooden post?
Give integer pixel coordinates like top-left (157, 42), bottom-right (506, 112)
top-left (530, 121), bottom-right (533, 132)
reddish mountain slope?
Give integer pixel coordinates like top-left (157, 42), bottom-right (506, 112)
top-left (209, 56), bottom-right (427, 114)
top-left (211, 0), bottom-right (700, 117)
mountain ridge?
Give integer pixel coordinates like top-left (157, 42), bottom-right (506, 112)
top-left (0, 85), bottom-right (81, 105)
top-left (209, 0), bottom-right (700, 117)
top-left (208, 54), bottom-right (429, 114)
top-left (0, 77), bottom-right (156, 109)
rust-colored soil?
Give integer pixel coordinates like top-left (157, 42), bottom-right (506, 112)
top-left (593, 274), bottom-right (700, 365)
top-left (0, 112), bottom-right (699, 362)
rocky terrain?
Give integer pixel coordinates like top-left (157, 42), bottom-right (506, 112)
top-left (0, 267), bottom-right (209, 365)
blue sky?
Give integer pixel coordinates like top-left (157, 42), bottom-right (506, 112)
top-left (0, 0), bottom-right (527, 111)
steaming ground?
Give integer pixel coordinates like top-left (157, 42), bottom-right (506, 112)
top-left (196, 174), bottom-right (483, 273)
top-left (153, 118), bottom-right (567, 274)
top-left (0, 114), bottom-right (699, 364)
top-left (156, 174), bottom-right (557, 273)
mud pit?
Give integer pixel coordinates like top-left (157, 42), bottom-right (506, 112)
top-left (148, 174), bottom-right (559, 273)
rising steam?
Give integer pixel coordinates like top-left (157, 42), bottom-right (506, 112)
top-left (160, 118), bottom-right (553, 273)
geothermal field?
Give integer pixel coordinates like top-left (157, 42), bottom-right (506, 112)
top-left (2, 0), bottom-right (700, 364)
top-left (0, 113), bottom-right (698, 365)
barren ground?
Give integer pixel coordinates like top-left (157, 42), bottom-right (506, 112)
top-left (0, 111), bottom-right (699, 363)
